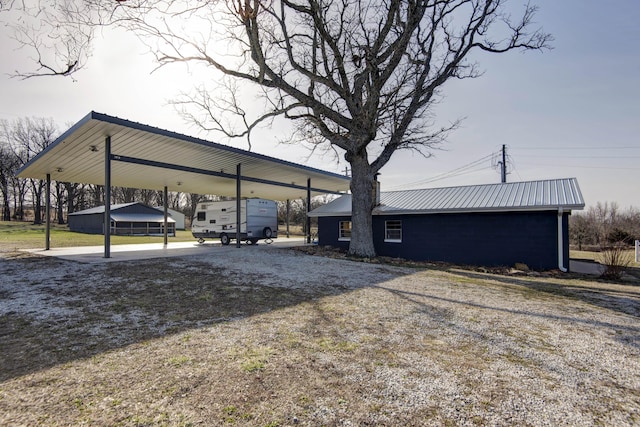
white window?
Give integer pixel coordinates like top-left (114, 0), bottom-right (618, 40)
top-left (385, 220), bottom-right (402, 242)
top-left (339, 221), bottom-right (351, 241)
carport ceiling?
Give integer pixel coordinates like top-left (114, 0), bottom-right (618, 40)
top-left (17, 112), bottom-right (351, 200)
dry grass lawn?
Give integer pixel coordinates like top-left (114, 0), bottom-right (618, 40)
top-left (1, 242), bottom-right (639, 426)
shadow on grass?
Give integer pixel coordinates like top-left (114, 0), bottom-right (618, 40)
top-left (0, 249), bottom-right (406, 382)
top-left (373, 268), bottom-right (640, 350)
top-left (445, 268), bottom-right (640, 319)
top-left (3, 248), bottom-right (640, 383)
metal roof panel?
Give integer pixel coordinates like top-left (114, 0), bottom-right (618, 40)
top-left (308, 178), bottom-right (585, 217)
top-left (17, 111), bottom-right (351, 200)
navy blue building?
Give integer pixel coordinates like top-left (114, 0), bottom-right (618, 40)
top-left (308, 178), bottom-right (585, 271)
top-left (68, 202), bottom-right (176, 236)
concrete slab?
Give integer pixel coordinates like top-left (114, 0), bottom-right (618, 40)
top-left (570, 260), bottom-right (603, 275)
top-left (24, 237), bottom-right (309, 264)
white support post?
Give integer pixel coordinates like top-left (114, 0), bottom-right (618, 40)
top-left (635, 240), bottom-right (639, 263)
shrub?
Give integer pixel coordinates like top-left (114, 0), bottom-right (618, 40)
top-left (598, 242), bottom-right (632, 280)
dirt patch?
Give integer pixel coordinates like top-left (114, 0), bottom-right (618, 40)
top-left (1, 247), bottom-right (639, 426)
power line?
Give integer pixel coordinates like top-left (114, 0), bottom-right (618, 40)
top-left (521, 155), bottom-right (640, 159)
top-left (385, 151), bottom-right (499, 190)
top-left (513, 146), bottom-right (640, 151)
top-left (518, 162), bottom-right (640, 171)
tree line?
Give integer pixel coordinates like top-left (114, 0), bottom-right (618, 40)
top-left (570, 202), bottom-right (640, 251)
top-left (0, 117), bottom-right (320, 230)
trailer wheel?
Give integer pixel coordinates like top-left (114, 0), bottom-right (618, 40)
top-left (197, 238), bottom-right (205, 244)
top-left (263, 227), bottom-right (273, 238)
top-left (220, 233), bottom-right (230, 246)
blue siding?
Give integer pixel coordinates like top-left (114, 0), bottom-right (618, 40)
top-left (68, 213), bottom-right (104, 234)
top-left (318, 216), bottom-right (351, 251)
top-left (318, 211), bottom-right (570, 271)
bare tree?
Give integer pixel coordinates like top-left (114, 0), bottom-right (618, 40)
top-left (87, 184), bottom-right (103, 207)
top-left (63, 181), bottom-right (86, 214)
top-left (571, 203), bottom-right (640, 251)
top-left (569, 213), bottom-right (589, 251)
top-left (5, 0), bottom-right (551, 256)
top-left (1, 0), bottom-right (95, 78)
top-left (53, 181), bottom-right (66, 224)
top-left (185, 193), bottom-right (213, 226)
top-left (161, 190), bottom-right (185, 211)
top-left (53, 181), bottom-right (88, 224)
top-left (1, 117), bottom-right (58, 223)
top-left (0, 140), bottom-right (20, 220)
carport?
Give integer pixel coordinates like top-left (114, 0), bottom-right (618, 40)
top-left (16, 111), bottom-right (351, 257)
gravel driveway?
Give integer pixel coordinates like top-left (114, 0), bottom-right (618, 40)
top-left (1, 246), bottom-right (639, 426)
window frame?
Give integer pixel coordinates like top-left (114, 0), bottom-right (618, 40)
top-left (338, 220), bottom-right (352, 241)
top-left (384, 220), bottom-right (402, 243)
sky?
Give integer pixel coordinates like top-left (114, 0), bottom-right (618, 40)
top-left (0, 0), bottom-right (639, 210)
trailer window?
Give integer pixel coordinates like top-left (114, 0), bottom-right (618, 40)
top-left (385, 220), bottom-right (402, 242)
top-left (338, 221), bottom-right (351, 241)
top-left (197, 212), bottom-right (206, 221)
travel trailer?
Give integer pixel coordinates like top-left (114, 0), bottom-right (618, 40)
top-left (192, 198), bottom-right (278, 245)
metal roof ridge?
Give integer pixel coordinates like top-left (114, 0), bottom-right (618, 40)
top-left (69, 201), bottom-right (146, 215)
top-left (381, 178), bottom-right (580, 195)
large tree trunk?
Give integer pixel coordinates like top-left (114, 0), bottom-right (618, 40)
top-left (65, 182), bottom-right (76, 215)
top-left (1, 180), bottom-right (10, 220)
top-left (56, 182), bottom-right (65, 225)
top-left (348, 152), bottom-right (376, 258)
top-left (2, 197), bottom-right (10, 221)
top-left (32, 180), bottom-right (43, 225)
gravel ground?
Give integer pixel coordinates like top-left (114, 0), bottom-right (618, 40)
top-left (0, 245), bottom-right (639, 426)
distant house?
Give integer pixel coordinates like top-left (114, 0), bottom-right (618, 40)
top-left (308, 178), bottom-right (585, 271)
top-left (153, 206), bottom-right (186, 230)
top-left (68, 202), bottom-right (176, 236)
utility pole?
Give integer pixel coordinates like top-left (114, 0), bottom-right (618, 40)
top-left (500, 144), bottom-right (507, 183)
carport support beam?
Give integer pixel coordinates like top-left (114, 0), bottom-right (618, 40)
top-left (286, 199), bottom-right (290, 238)
top-left (163, 186), bottom-right (168, 246)
top-left (306, 178), bottom-right (311, 244)
top-left (45, 173), bottom-right (51, 250)
top-left (104, 136), bottom-right (111, 258)
top-left (236, 163), bottom-right (241, 248)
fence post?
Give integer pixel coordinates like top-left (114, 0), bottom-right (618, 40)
top-left (636, 240), bottom-right (639, 263)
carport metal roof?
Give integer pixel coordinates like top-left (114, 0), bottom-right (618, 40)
top-left (17, 111), bottom-right (351, 200)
